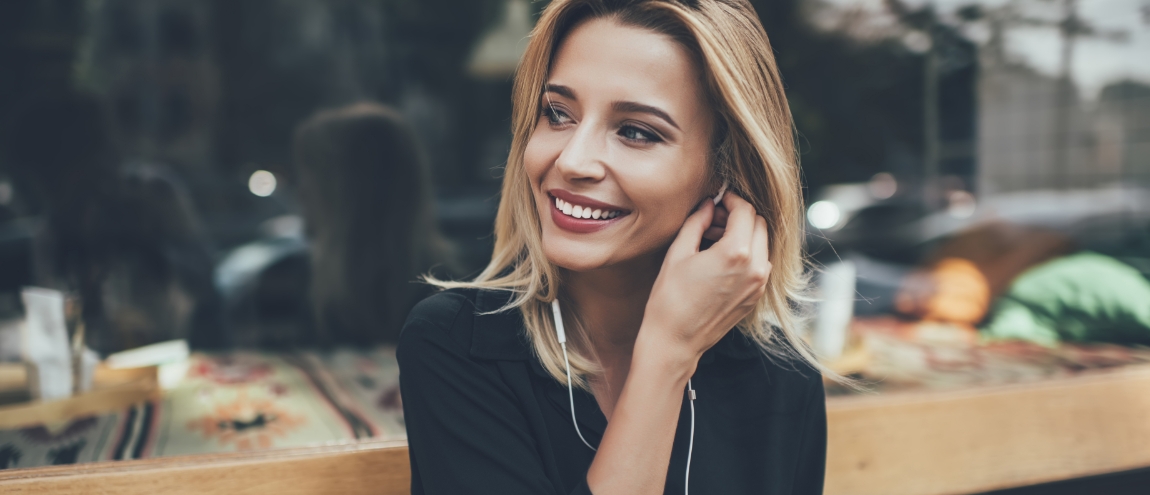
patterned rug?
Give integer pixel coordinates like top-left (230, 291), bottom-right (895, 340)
top-left (7, 331), bottom-right (1150, 469)
top-left (0, 348), bottom-right (405, 470)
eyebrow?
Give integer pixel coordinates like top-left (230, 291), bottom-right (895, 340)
top-left (612, 101), bottom-right (680, 131)
top-left (544, 83), bottom-right (576, 100)
top-left (543, 83), bottom-right (681, 131)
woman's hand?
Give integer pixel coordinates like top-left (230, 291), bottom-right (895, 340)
top-left (587, 193), bottom-right (770, 495)
top-left (702, 201), bottom-right (729, 242)
top-left (638, 192), bottom-right (772, 365)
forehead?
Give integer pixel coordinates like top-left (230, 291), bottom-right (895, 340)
top-left (549, 17), bottom-right (706, 113)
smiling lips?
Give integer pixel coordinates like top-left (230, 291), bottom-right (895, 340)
top-left (548, 190), bottom-right (629, 234)
top-left (554, 196), bottom-right (621, 220)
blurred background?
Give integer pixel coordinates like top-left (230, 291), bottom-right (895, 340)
top-left (0, 0), bottom-right (1148, 488)
top-left (0, 0), bottom-right (1147, 353)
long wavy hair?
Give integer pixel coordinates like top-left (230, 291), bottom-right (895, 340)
top-left (430, 0), bottom-right (830, 388)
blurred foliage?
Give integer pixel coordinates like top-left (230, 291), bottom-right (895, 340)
top-left (749, 0), bottom-right (975, 191)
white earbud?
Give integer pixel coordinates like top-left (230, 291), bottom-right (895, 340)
top-left (551, 298), bottom-right (568, 345)
top-left (712, 180), bottom-right (728, 206)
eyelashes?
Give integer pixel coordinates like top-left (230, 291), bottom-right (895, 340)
top-left (542, 105), bottom-right (572, 126)
top-left (618, 124), bottom-right (660, 143)
top-left (539, 104), bottom-right (664, 144)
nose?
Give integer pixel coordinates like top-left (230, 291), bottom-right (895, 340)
top-left (553, 118), bottom-right (608, 183)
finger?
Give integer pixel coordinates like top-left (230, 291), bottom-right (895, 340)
top-left (715, 193), bottom-right (756, 251)
top-left (667, 199), bottom-right (714, 260)
top-left (751, 215), bottom-right (771, 285)
top-left (702, 226), bottom-right (725, 241)
top-left (711, 205), bottom-right (729, 228)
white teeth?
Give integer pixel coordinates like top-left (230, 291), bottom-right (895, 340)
top-left (553, 196), bottom-right (621, 220)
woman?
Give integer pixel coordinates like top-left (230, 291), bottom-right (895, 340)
top-left (294, 102), bottom-right (455, 346)
top-left (6, 92), bottom-right (223, 352)
top-left (398, 1), bottom-right (831, 493)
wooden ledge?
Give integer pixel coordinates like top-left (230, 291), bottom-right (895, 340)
top-left (0, 439), bottom-right (410, 494)
top-left (826, 364), bottom-right (1150, 495)
top-left (4, 365), bottom-right (1150, 494)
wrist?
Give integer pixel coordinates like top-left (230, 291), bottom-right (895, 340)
top-left (633, 326), bottom-right (700, 382)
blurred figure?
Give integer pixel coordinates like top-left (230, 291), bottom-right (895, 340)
top-left (3, 92), bottom-right (222, 354)
top-left (293, 102), bottom-right (454, 346)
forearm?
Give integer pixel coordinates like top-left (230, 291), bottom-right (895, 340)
top-left (586, 332), bottom-right (698, 495)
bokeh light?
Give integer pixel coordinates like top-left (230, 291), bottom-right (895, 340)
top-left (248, 170), bottom-right (277, 197)
top-left (808, 200), bottom-right (842, 230)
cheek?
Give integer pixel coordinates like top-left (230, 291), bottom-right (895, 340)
top-left (523, 127), bottom-right (560, 185)
top-left (621, 156), bottom-right (707, 238)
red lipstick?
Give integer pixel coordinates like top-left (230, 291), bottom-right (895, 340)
top-left (547, 189), bottom-right (630, 234)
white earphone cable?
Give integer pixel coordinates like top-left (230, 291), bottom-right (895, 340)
top-left (554, 300), bottom-right (597, 451)
top-left (561, 341), bottom-right (598, 451)
top-left (685, 379), bottom-right (696, 494)
top-left (551, 299), bottom-right (695, 494)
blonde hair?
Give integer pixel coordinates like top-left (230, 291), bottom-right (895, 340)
top-left (430, 0), bottom-right (832, 388)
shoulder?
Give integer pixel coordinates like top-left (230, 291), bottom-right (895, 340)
top-left (708, 331), bottom-right (824, 414)
top-left (405, 288), bottom-right (478, 329)
top-left (746, 353), bottom-right (825, 416)
top-left (398, 288), bottom-right (528, 363)
top-left (399, 288), bottom-right (481, 355)
top-left (396, 289), bottom-right (531, 426)
top-left (762, 353), bottom-right (825, 409)
top-left (760, 332), bottom-right (825, 409)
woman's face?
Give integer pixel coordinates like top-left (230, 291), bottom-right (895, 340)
top-left (525, 17), bottom-right (715, 273)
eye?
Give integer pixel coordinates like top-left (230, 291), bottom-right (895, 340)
top-left (542, 105), bottom-right (573, 126)
top-left (618, 124), bottom-right (661, 144)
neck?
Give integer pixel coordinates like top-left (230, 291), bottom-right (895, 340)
top-left (560, 249), bottom-right (665, 360)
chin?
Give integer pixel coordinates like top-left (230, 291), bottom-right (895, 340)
top-left (541, 233), bottom-right (618, 273)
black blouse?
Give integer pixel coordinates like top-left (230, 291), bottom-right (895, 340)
top-left (397, 288), bottom-right (826, 495)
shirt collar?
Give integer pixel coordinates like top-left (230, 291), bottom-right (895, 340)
top-left (468, 288), bottom-right (763, 363)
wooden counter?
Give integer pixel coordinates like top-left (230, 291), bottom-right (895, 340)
top-left (825, 364), bottom-right (1150, 495)
top-left (0, 440), bottom-right (411, 495)
top-left (3, 365), bottom-right (1150, 494)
